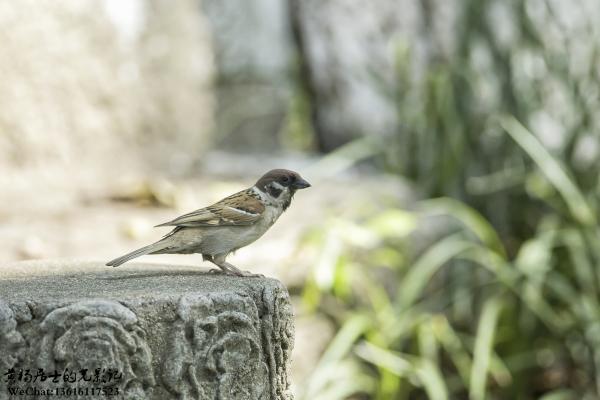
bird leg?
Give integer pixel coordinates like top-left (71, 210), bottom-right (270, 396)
top-left (222, 261), bottom-right (264, 278)
top-left (205, 255), bottom-right (262, 277)
top-left (203, 255), bottom-right (230, 275)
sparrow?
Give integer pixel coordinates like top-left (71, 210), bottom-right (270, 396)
top-left (106, 169), bottom-right (311, 276)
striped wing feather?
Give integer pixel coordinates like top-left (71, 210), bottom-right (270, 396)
top-left (155, 189), bottom-right (264, 227)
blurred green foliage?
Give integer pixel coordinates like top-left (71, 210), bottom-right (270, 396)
top-left (298, 0), bottom-right (600, 399)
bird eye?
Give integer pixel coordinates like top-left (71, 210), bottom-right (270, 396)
top-left (281, 176), bottom-right (289, 182)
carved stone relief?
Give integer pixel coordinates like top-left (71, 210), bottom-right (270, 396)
top-left (0, 300), bottom-right (25, 400)
top-left (0, 274), bottom-right (294, 400)
top-left (261, 285), bottom-right (294, 400)
top-left (162, 293), bottom-right (269, 399)
top-left (36, 300), bottom-right (155, 398)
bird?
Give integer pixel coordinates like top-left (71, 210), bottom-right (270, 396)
top-left (106, 169), bottom-right (311, 277)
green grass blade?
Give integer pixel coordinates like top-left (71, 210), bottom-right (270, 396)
top-left (305, 136), bottom-right (380, 179)
top-left (356, 342), bottom-right (449, 400)
top-left (470, 296), bottom-right (503, 400)
top-left (305, 314), bottom-right (371, 397)
top-left (432, 315), bottom-right (473, 386)
top-left (304, 361), bottom-right (375, 400)
top-left (414, 359), bottom-right (450, 400)
top-left (500, 116), bottom-right (596, 225)
top-left (420, 198), bottom-right (507, 258)
top-left (354, 341), bottom-right (413, 376)
top-left (538, 389), bottom-right (577, 400)
top-left (399, 234), bottom-right (474, 309)
top-left (319, 314), bottom-right (371, 365)
top-left (461, 246), bottom-right (572, 332)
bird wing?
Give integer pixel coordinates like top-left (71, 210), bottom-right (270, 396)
top-left (155, 189), bottom-right (265, 227)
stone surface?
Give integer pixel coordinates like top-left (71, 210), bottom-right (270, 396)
top-left (0, 261), bottom-right (294, 400)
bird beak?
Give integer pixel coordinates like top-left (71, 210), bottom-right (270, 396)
top-left (293, 177), bottom-right (311, 189)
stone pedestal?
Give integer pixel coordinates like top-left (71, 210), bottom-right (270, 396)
top-left (0, 261), bottom-right (294, 400)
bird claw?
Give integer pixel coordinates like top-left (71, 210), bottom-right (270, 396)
top-left (208, 268), bottom-right (223, 274)
top-left (208, 263), bottom-right (263, 277)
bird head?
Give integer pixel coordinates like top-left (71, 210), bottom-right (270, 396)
top-left (255, 169), bottom-right (311, 209)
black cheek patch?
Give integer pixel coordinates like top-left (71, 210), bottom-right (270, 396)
top-left (267, 185), bottom-right (283, 198)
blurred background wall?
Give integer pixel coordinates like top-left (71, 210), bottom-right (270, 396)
top-left (2, 0), bottom-right (600, 399)
top-left (0, 0), bottom-right (214, 194)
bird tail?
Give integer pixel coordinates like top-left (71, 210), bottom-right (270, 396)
top-left (106, 241), bottom-right (169, 267)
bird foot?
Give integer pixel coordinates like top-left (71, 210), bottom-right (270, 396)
top-left (208, 261), bottom-right (263, 277)
top-left (208, 268), bottom-right (224, 274)
top-left (224, 269), bottom-right (263, 278)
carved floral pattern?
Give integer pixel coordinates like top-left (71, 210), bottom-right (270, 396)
top-left (261, 286), bottom-right (294, 400)
top-left (0, 281), bottom-right (293, 400)
top-left (162, 294), bottom-right (269, 400)
top-left (37, 300), bottom-right (155, 398)
top-left (0, 300), bottom-right (25, 400)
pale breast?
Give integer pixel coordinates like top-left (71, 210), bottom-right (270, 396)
top-left (199, 205), bottom-right (284, 255)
